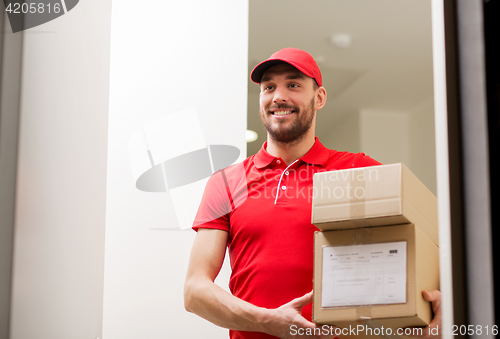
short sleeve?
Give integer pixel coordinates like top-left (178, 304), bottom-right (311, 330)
top-left (192, 163), bottom-right (249, 232)
top-left (356, 153), bottom-right (383, 167)
top-left (192, 171), bottom-right (231, 232)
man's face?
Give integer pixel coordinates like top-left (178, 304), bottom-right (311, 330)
top-left (259, 64), bottom-right (320, 144)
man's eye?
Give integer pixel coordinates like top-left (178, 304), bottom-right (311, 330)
top-left (289, 83), bottom-right (299, 88)
top-left (264, 85), bottom-right (274, 90)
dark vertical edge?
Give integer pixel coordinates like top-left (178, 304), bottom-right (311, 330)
top-left (455, 0), bottom-right (495, 338)
top-left (0, 9), bottom-right (23, 339)
top-left (442, 0), bottom-right (469, 334)
top-left (483, 0), bottom-right (500, 330)
top-left (0, 10), bottom-right (5, 339)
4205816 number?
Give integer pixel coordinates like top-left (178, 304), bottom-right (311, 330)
top-left (451, 325), bottom-right (498, 336)
top-left (5, 2), bottom-right (62, 14)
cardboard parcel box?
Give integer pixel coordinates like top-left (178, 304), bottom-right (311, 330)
top-left (312, 163), bottom-right (438, 245)
top-left (313, 224), bottom-right (439, 331)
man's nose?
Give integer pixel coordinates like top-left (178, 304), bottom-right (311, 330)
top-left (273, 87), bottom-right (288, 103)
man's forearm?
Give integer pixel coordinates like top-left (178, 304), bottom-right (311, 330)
top-left (184, 277), bottom-right (274, 334)
top-left (183, 229), bottom-right (323, 338)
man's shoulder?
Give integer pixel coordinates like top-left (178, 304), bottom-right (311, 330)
top-left (207, 153), bottom-right (257, 187)
top-left (218, 153), bottom-right (256, 174)
top-left (323, 148), bottom-right (382, 169)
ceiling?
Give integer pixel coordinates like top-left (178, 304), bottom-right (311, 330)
top-left (246, 0), bottom-right (434, 156)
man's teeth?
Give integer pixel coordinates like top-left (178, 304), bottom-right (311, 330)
top-left (273, 111), bottom-right (292, 116)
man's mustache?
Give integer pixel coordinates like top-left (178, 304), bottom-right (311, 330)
top-left (266, 104), bottom-right (299, 113)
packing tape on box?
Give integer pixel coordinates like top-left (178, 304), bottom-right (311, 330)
top-left (350, 167), bottom-right (366, 220)
top-left (352, 227), bottom-right (373, 320)
top-left (352, 227), bottom-right (373, 244)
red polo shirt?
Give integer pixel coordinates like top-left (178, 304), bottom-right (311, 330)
top-left (193, 138), bottom-right (381, 339)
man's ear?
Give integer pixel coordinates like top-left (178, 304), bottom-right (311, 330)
top-left (314, 86), bottom-right (327, 111)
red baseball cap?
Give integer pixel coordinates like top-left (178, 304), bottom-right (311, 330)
top-left (250, 48), bottom-right (322, 87)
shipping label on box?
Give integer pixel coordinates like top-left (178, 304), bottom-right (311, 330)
top-left (313, 224), bottom-right (439, 330)
top-left (321, 241), bottom-right (407, 308)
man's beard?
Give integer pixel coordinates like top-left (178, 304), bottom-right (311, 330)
top-left (261, 98), bottom-right (315, 144)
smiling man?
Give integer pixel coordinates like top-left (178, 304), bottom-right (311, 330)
top-left (259, 63), bottom-right (319, 146)
top-left (184, 48), bottom-right (441, 339)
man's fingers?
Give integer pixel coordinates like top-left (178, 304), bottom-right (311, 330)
top-left (274, 291), bottom-right (335, 338)
top-left (423, 290), bottom-right (441, 325)
top-left (402, 291), bottom-right (442, 338)
top-left (422, 290), bottom-right (441, 303)
top-left (290, 291), bottom-right (314, 309)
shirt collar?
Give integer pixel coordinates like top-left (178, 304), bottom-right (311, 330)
top-left (254, 137), bottom-right (330, 169)
top-left (254, 141), bottom-right (276, 169)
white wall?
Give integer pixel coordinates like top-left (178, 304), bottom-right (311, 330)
top-left (409, 98), bottom-right (437, 194)
top-left (10, 1), bottom-right (111, 338)
top-left (324, 99), bottom-right (436, 195)
top-left (321, 111), bottom-right (360, 153)
top-left (103, 1), bottom-right (248, 338)
top-left (359, 109), bottom-right (412, 167)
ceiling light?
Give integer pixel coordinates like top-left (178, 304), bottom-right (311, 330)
top-left (330, 34), bottom-right (352, 48)
top-left (246, 130), bottom-right (258, 143)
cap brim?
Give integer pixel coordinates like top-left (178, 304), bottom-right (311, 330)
top-left (250, 60), bottom-right (288, 84)
top-left (250, 59), bottom-right (316, 84)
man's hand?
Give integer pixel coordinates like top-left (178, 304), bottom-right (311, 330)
top-left (404, 290), bottom-right (442, 338)
top-left (264, 291), bottom-right (335, 339)
top-left (186, 230), bottom-right (334, 337)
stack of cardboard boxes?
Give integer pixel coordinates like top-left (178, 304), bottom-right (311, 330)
top-left (311, 163), bottom-right (439, 332)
